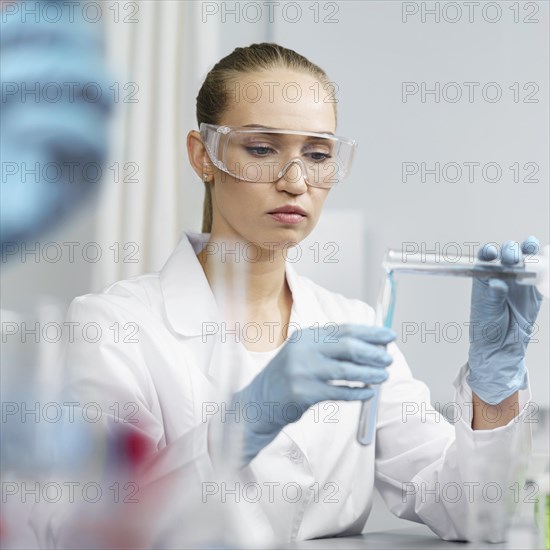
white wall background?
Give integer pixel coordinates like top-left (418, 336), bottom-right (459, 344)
top-left (2, 0), bottom-right (548, 535)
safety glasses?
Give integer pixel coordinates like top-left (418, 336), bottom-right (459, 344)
top-left (199, 123), bottom-right (357, 188)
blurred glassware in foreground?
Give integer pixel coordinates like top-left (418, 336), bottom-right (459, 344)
top-left (1, 1), bottom-right (113, 547)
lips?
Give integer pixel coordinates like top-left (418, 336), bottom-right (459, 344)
top-left (268, 206), bottom-right (307, 216)
top-left (267, 206), bottom-right (307, 225)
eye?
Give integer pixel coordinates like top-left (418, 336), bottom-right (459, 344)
top-left (245, 145), bottom-right (277, 157)
top-left (303, 140), bottom-right (334, 162)
top-left (306, 151), bottom-right (332, 162)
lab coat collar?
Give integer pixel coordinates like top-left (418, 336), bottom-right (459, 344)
top-left (160, 231), bottom-right (325, 338)
top-left (160, 231), bottom-right (221, 337)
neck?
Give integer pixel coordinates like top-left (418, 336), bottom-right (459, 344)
top-left (196, 235), bottom-right (292, 315)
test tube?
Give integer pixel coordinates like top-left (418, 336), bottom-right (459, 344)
top-left (357, 271), bottom-right (396, 446)
top-left (382, 245), bottom-right (549, 298)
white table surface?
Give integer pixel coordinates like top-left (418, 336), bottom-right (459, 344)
top-left (281, 523), bottom-right (544, 549)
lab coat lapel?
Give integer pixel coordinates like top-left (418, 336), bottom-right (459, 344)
top-left (284, 261), bottom-right (327, 332)
top-left (160, 231), bottom-right (220, 337)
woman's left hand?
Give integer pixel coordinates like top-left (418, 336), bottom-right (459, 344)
top-left (467, 237), bottom-right (543, 405)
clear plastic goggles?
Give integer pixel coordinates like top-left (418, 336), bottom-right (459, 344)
top-left (199, 123), bottom-right (357, 188)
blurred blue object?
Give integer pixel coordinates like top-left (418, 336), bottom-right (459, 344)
top-left (1, 0), bottom-right (113, 246)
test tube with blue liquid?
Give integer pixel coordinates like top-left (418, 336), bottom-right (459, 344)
top-left (357, 244), bottom-right (549, 446)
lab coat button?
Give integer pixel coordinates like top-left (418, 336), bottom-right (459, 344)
top-left (285, 446), bottom-right (304, 464)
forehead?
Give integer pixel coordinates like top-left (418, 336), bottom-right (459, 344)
top-left (220, 69), bottom-right (336, 134)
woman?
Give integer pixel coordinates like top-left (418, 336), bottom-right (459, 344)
top-left (32, 43), bottom-right (542, 548)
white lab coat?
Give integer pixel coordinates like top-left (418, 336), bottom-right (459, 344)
top-left (30, 231), bottom-right (532, 547)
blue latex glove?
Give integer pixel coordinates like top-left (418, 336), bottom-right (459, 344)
top-left (467, 237), bottom-right (544, 404)
top-left (231, 324), bottom-right (396, 464)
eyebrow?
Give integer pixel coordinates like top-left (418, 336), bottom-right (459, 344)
top-left (242, 124), bottom-right (335, 135)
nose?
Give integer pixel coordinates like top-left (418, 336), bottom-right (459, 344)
top-left (275, 158), bottom-right (309, 194)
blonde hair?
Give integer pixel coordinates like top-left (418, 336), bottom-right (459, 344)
top-left (195, 43), bottom-right (337, 233)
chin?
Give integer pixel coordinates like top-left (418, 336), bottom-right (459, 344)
top-left (259, 225), bottom-right (312, 249)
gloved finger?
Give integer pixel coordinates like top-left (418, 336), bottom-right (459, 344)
top-left (484, 278), bottom-right (509, 313)
top-left (333, 324), bottom-right (396, 345)
top-left (521, 235), bottom-right (540, 256)
top-left (321, 337), bottom-right (393, 367)
top-left (320, 384), bottom-right (376, 402)
top-left (320, 361), bottom-right (389, 384)
top-left (500, 240), bottom-right (522, 266)
top-left (478, 242), bottom-right (499, 261)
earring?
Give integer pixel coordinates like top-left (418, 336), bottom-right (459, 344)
top-left (203, 173), bottom-right (209, 182)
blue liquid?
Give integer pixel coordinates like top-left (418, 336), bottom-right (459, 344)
top-left (383, 271), bottom-right (396, 329)
top-left (357, 271), bottom-right (396, 446)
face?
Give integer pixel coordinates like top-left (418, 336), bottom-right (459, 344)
top-left (190, 69), bottom-right (337, 253)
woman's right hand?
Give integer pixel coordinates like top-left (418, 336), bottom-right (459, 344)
top-left (231, 324), bottom-right (396, 465)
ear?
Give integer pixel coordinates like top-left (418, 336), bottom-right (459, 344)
top-left (187, 130), bottom-right (214, 183)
